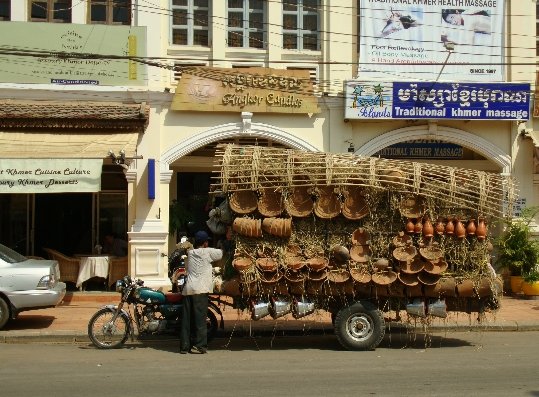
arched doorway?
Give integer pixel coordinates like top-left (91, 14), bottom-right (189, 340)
top-left (161, 117), bottom-right (320, 242)
top-left (354, 123), bottom-right (511, 175)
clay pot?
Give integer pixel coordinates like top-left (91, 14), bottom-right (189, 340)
top-left (232, 257), bottom-right (253, 272)
top-left (476, 218), bottom-right (487, 240)
top-left (373, 258), bottom-right (389, 271)
top-left (414, 219), bottom-right (423, 234)
top-left (342, 186), bottom-right (369, 220)
top-left (351, 227), bottom-right (370, 245)
top-left (405, 219), bottom-right (415, 234)
top-left (454, 218), bottom-right (466, 239)
top-left (466, 218), bottom-right (477, 236)
top-left (229, 190), bottom-right (258, 214)
top-left (331, 245), bottom-right (350, 265)
top-left (314, 186), bottom-right (341, 219)
top-left (350, 244), bottom-right (371, 263)
top-left (424, 276), bottom-right (457, 297)
top-left (435, 218), bottom-right (445, 235)
top-left (445, 219), bottom-right (455, 235)
top-left (285, 186), bottom-right (313, 217)
top-left (256, 257), bottom-right (278, 272)
top-left (456, 279), bottom-right (475, 297)
top-left (306, 257), bottom-right (329, 271)
top-left (422, 217), bottom-right (434, 238)
top-left (350, 266), bottom-right (371, 283)
top-left (393, 231), bottom-right (412, 247)
top-left (258, 189), bottom-right (284, 217)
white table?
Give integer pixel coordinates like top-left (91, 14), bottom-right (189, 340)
top-left (76, 255), bottom-right (112, 289)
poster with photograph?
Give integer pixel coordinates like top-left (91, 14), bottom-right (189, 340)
top-left (358, 0), bottom-right (504, 82)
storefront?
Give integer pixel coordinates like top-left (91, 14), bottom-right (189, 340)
top-left (0, 99), bottom-right (149, 257)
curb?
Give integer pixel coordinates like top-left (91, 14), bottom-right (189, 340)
top-left (2, 321), bottom-right (539, 344)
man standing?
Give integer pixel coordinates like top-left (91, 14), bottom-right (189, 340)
top-left (180, 230), bottom-right (222, 354)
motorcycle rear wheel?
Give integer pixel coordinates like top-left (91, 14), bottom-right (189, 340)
top-left (88, 308), bottom-right (130, 349)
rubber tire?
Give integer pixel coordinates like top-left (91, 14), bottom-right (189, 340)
top-left (334, 301), bottom-right (385, 351)
top-left (88, 308), bottom-right (130, 349)
top-left (0, 297), bottom-right (10, 330)
top-left (206, 309), bottom-right (218, 342)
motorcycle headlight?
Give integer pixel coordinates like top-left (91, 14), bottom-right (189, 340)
top-left (115, 280), bottom-right (125, 293)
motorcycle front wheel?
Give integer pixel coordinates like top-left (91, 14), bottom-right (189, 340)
top-left (88, 308), bottom-right (130, 349)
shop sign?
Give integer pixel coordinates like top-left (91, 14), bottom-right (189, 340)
top-left (0, 159), bottom-right (102, 193)
top-left (344, 81), bottom-right (530, 120)
top-left (358, 0), bottom-right (505, 82)
top-left (0, 22), bottom-right (146, 86)
top-left (171, 67), bottom-right (320, 114)
top-left (374, 141), bottom-right (463, 159)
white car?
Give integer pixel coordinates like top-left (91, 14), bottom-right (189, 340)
top-left (0, 243), bottom-right (66, 329)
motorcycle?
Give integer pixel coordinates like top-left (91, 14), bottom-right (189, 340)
top-left (88, 276), bottom-right (223, 349)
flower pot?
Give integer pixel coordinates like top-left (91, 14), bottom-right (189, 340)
top-left (521, 280), bottom-right (539, 296)
top-left (510, 275), bottom-right (524, 294)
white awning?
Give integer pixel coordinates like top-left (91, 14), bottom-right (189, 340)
top-left (0, 131), bottom-right (139, 159)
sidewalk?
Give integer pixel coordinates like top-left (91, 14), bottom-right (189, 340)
top-left (1, 292), bottom-right (538, 344)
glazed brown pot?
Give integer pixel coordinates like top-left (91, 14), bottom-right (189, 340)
top-left (435, 218), bottom-right (445, 235)
top-left (476, 218), bottom-right (487, 240)
top-left (454, 218), bottom-right (466, 239)
top-left (422, 218), bottom-right (434, 238)
top-left (445, 219), bottom-right (455, 235)
top-left (466, 218), bottom-right (477, 236)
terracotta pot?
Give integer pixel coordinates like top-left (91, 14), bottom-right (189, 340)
top-left (405, 219), bottom-right (415, 234)
top-left (373, 258), bottom-right (389, 271)
top-left (445, 219), bottom-right (455, 235)
top-left (435, 218), bottom-right (445, 235)
top-left (414, 219), bottom-right (423, 234)
top-left (454, 218), bottom-right (466, 239)
top-left (476, 218), bottom-right (487, 240)
top-left (466, 218), bottom-right (477, 236)
top-left (422, 217), bottom-right (434, 238)
top-left (456, 279), bottom-right (475, 297)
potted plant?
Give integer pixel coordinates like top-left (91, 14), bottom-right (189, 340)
top-left (495, 207), bottom-right (539, 295)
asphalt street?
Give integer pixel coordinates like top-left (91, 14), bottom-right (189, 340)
top-left (1, 331), bottom-right (538, 397)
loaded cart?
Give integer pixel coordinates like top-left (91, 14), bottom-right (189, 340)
top-left (210, 144), bottom-right (516, 351)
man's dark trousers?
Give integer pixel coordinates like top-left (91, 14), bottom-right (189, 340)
top-left (180, 293), bottom-right (208, 351)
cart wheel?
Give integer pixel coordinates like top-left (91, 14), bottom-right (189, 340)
top-left (334, 301), bottom-right (385, 351)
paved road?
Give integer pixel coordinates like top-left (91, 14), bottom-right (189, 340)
top-left (1, 331), bottom-right (538, 397)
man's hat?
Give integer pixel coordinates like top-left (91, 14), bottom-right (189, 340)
top-left (194, 230), bottom-right (211, 245)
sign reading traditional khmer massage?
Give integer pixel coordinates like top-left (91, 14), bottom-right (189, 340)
top-left (374, 140), bottom-right (464, 159)
top-left (171, 67), bottom-right (320, 114)
top-left (0, 159), bottom-right (102, 193)
top-left (0, 22), bottom-right (146, 86)
top-left (344, 81), bottom-right (531, 120)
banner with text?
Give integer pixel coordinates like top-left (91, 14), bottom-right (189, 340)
top-left (0, 159), bottom-right (102, 193)
top-left (359, 0), bottom-right (504, 82)
top-left (0, 22), bottom-right (146, 86)
top-left (344, 81), bottom-right (530, 120)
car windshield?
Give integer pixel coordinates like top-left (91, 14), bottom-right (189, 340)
top-left (0, 243), bottom-right (27, 264)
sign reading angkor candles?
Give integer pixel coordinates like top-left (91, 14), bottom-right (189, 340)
top-left (0, 159), bottom-right (102, 193)
top-left (171, 67), bottom-right (320, 114)
top-left (344, 81), bottom-right (531, 120)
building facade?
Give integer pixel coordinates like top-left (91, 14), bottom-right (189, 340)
top-left (0, 1), bottom-right (537, 289)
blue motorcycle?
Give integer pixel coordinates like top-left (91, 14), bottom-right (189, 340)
top-left (88, 276), bottom-right (222, 349)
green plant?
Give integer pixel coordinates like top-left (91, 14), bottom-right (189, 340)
top-left (495, 206), bottom-right (539, 279)
top-left (169, 199), bottom-right (194, 239)
top-left (524, 271), bottom-right (539, 284)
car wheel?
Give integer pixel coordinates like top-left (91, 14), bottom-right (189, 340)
top-left (0, 297), bottom-right (10, 329)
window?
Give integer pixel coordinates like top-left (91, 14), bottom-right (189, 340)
top-left (283, 0), bottom-right (320, 51)
top-left (227, 0), bottom-right (265, 49)
top-left (172, 0), bottom-right (210, 46)
top-left (0, 0), bottom-right (10, 21)
top-left (89, 0), bottom-right (131, 25)
top-left (29, 0), bottom-right (72, 23)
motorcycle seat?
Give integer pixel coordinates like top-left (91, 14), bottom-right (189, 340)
top-left (164, 292), bottom-right (184, 303)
